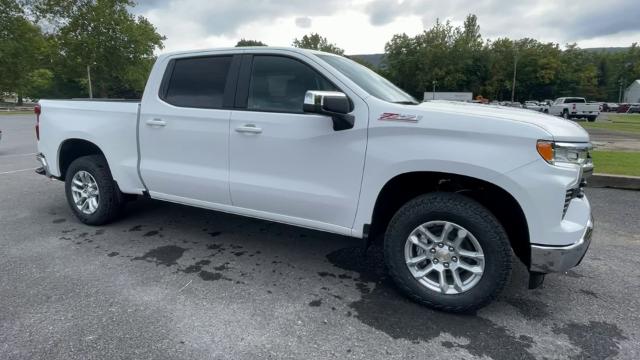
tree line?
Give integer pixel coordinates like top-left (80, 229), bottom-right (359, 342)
top-left (1, 1), bottom-right (638, 104)
top-left (380, 15), bottom-right (640, 102)
top-left (0, 0), bottom-right (164, 103)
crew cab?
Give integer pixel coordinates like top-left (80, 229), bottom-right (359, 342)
top-left (548, 97), bottom-right (600, 121)
top-left (35, 47), bottom-right (594, 313)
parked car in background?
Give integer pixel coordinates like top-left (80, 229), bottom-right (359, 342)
top-left (628, 104), bottom-right (640, 113)
top-left (617, 104), bottom-right (632, 113)
top-left (524, 101), bottom-right (543, 112)
top-left (34, 47), bottom-right (594, 313)
top-left (540, 100), bottom-right (553, 113)
top-left (603, 103), bottom-right (619, 112)
top-left (589, 102), bottom-right (604, 112)
top-left (548, 97), bottom-right (600, 121)
top-left (502, 101), bottom-right (522, 108)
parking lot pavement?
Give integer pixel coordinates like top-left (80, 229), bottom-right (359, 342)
top-left (1, 114), bottom-right (639, 360)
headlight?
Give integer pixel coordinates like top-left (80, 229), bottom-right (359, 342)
top-left (536, 140), bottom-right (593, 167)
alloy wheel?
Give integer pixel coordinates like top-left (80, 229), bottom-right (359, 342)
top-left (71, 170), bottom-right (100, 214)
top-left (404, 221), bottom-right (485, 294)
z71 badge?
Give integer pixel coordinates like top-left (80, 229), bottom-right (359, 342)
top-left (378, 112), bottom-right (422, 122)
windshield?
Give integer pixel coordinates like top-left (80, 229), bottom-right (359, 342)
top-left (317, 54), bottom-right (418, 104)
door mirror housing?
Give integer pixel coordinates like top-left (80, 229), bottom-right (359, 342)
top-left (303, 91), bottom-right (355, 131)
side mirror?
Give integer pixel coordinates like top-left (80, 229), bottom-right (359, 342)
top-left (303, 91), bottom-right (355, 131)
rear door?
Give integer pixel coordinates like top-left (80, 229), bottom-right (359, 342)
top-left (228, 54), bottom-right (368, 232)
top-left (138, 53), bottom-right (240, 205)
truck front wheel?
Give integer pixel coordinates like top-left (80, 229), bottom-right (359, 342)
top-left (65, 155), bottom-right (123, 225)
top-left (384, 192), bottom-right (511, 313)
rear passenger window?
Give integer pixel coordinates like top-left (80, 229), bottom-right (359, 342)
top-left (164, 56), bottom-right (232, 108)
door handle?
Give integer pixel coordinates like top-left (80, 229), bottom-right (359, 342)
top-left (145, 118), bottom-right (167, 127)
top-left (235, 124), bottom-right (262, 134)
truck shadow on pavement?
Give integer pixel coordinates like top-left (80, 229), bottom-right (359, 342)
top-left (51, 197), bottom-right (627, 359)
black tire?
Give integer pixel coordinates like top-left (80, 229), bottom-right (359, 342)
top-left (384, 192), bottom-right (512, 313)
top-left (65, 155), bottom-right (123, 225)
top-left (562, 110), bottom-right (570, 119)
top-left (587, 116), bottom-right (597, 122)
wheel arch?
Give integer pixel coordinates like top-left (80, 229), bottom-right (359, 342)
top-left (367, 171), bottom-right (531, 266)
top-left (57, 138), bottom-right (107, 180)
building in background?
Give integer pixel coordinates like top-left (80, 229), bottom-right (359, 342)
top-left (624, 80), bottom-right (640, 103)
top-left (423, 92), bottom-right (473, 102)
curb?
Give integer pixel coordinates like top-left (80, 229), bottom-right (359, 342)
top-left (588, 174), bottom-right (640, 191)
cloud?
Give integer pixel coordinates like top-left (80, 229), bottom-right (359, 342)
top-left (362, 0), bottom-right (640, 43)
top-left (295, 16), bottom-right (312, 28)
top-left (132, 0), bottom-right (640, 54)
top-left (541, 0), bottom-right (640, 40)
top-left (137, 0), bottom-right (346, 36)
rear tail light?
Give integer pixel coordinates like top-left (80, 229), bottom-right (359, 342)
top-left (34, 104), bottom-right (41, 140)
top-left (572, 103), bottom-right (576, 111)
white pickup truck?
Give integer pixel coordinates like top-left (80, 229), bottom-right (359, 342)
top-left (548, 97), bottom-right (600, 121)
top-left (35, 47), bottom-right (594, 312)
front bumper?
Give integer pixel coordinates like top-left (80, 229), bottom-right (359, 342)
top-left (529, 215), bottom-right (594, 273)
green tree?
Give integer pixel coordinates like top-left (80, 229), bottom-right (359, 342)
top-left (478, 38), bottom-right (564, 101)
top-left (384, 18), bottom-right (478, 99)
top-left (235, 39), bottom-right (267, 47)
top-left (292, 33), bottom-right (344, 55)
top-left (382, 14), bottom-right (624, 102)
top-left (28, 0), bottom-right (165, 98)
top-left (57, 0), bottom-right (164, 97)
top-left (23, 68), bottom-right (55, 100)
top-left (0, 0), bottom-right (47, 104)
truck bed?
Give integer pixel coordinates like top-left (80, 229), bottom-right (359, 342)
top-left (37, 99), bottom-right (144, 193)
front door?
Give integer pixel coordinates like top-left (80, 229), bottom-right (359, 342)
top-left (229, 54), bottom-right (368, 231)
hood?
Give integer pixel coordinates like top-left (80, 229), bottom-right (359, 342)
top-left (418, 101), bottom-right (590, 142)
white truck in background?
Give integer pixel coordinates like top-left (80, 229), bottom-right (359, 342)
top-left (35, 47), bottom-right (594, 313)
top-left (548, 97), bottom-right (600, 121)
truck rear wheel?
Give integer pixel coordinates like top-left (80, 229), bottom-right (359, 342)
top-left (587, 116), bottom-right (597, 122)
top-left (562, 110), bottom-right (570, 119)
top-left (65, 155), bottom-right (123, 225)
top-left (384, 192), bottom-right (511, 313)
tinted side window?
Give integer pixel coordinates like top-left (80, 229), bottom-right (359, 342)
top-left (247, 56), bottom-right (336, 113)
top-left (165, 56), bottom-right (232, 108)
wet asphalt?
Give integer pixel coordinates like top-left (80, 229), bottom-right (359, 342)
top-left (1, 114), bottom-right (639, 359)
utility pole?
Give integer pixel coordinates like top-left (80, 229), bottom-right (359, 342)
top-left (432, 80), bottom-right (437, 100)
top-left (87, 65), bottom-right (93, 99)
top-left (511, 50), bottom-right (518, 103)
top-left (618, 78), bottom-right (624, 103)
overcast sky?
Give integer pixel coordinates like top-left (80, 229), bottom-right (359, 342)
top-left (134, 0), bottom-right (640, 55)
